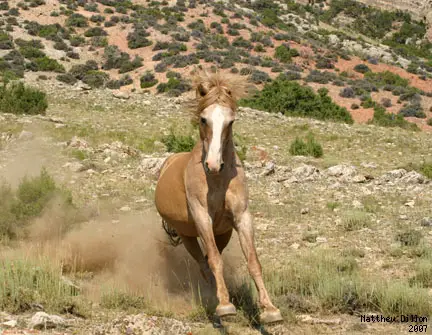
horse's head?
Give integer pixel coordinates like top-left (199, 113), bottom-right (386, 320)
top-left (193, 71), bottom-right (246, 175)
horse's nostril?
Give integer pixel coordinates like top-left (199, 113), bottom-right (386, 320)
top-left (205, 161), bottom-right (209, 170)
top-left (220, 163), bottom-right (225, 171)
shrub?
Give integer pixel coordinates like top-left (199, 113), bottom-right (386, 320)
top-left (19, 46), bottom-right (46, 59)
top-left (106, 74), bottom-right (133, 89)
top-left (354, 64), bottom-right (370, 73)
top-left (316, 56), bottom-right (334, 69)
top-left (279, 71), bottom-right (301, 81)
top-left (28, 57), bottom-right (65, 73)
top-left (351, 103), bottom-right (359, 110)
top-left (0, 82), bottom-right (47, 115)
top-left (127, 27), bottom-right (152, 48)
top-left (339, 87), bottom-right (355, 98)
top-left (399, 103), bottom-right (426, 118)
top-left (306, 70), bottom-right (337, 84)
top-left (82, 71), bottom-right (109, 88)
top-left (66, 13), bottom-right (88, 27)
top-left (70, 36), bottom-right (85, 47)
top-left (364, 71), bottom-right (409, 88)
top-left (427, 119), bottom-right (432, 126)
top-left (274, 44), bottom-right (299, 63)
top-left (140, 71), bottom-right (158, 88)
top-left (0, 30), bottom-right (13, 50)
top-left (381, 98), bottom-right (392, 107)
top-left (227, 28), bottom-right (239, 36)
top-left (90, 15), bottom-right (105, 23)
top-left (84, 27), bottom-right (107, 37)
top-left (240, 78), bottom-right (353, 124)
top-left (249, 70), bottom-right (270, 84)
top-left (232, 37), bottom-right (252, 49)
top-left (57, 73), bottom-right (78, 85)
top-left (156, 76), bottom-right (191, 97)
top-left (290, 133), bottom-right (323, 158)
top-left (368, 105), bottom-right (418, 130)
top-left (161, 130), bottom-right (195, 153)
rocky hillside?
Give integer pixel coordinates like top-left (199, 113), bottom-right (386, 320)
top-left (0, 0), bottom-right (432, 129)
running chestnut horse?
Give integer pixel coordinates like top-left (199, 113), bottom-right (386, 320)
top-left (154, 70), bottom-right (282, 324)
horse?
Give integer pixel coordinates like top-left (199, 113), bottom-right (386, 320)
top-left (154, 70), bottom-right (282, 324)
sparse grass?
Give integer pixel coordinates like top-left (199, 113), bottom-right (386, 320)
top-left (264, 250), bottom-right (432, 317)
top-left (0, 257), bottom-right (84, 314)
top-left (396, 229), bottom-right (422, 247)
top-left (326, 202), bottom-right (339, 211)
top-left (100, 289), bottom-right (146, 311)
top-left (410, 260), bottom-right (432, 288)
top-left (341, 210), bottom-right (370, 231)
top-left (0, 168), bottom-right (74, 241)
top-left (289, 133), bottom-right (323, 158)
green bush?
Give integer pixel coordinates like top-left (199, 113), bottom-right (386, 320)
top-left (0, 82), bottom-right (47, 115)
top-left (19, 46), bottom-right (46, 59)
top-left (364, 71), bottom-right (409, 88)
top-left (290, 133), bottom-right (323, 158)
top-left (140, 71), bottom-right (158, 88)
top-left (82, 71), bottom-right (109, 88)
top-left (28, 57), bottom-right (65, 73)
top-left (161, 130), bottom-right (195, 152)
top-left (368, 105), bottom-right (418, 130)
top-left (127, 27), bottom-right (152, 49)
top-left (156, 76), bottom-right (191, 96)
top-left (0, 30), bottom-right (13, 50)
top-left (274, 44), bottom-right (299, 63)
top-left (354, 64), bottom-right (371, 74)
top-left (427, 118), bottom-right (432, 126)
top-left (240, 77), bottom-right (353, 124)
top-left (66, 13), bottom-right (88, 27)
top-left (84, 27), bottom-right (107, 37)
top-left (56, 73), bottom-right (78, 85)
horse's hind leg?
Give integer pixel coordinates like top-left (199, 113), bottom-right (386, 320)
top-left (180, 235), bottom-right (214, 285)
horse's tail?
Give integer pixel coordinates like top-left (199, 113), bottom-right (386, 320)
top-left (162, 219), bottom-right (182, 247)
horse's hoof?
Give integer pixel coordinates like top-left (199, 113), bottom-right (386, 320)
top-left (216, 303), bottom-right (237, 317)
top-left (260, 309), bottom-right (283, 324)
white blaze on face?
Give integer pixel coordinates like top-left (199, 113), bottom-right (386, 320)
top-left (207, 105), bottom-right (225, 170)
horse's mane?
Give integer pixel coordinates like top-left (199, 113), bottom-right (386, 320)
top-left (189, 69), bottom-right (247, 122)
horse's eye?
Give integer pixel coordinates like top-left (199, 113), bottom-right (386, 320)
top-left (200, 117), bottom-right (207, 125)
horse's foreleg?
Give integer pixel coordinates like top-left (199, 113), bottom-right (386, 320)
top-left (188, 207), bottom-right (236, 317)
top-left (234, 210), bottom-right (283, 324)
top-left (180, 235), bottom-right (214, 285)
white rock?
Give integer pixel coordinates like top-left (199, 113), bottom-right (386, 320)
top-left (120, 206), bottom-right (131, 212)
top-left (2, 320), bottom-right (17, 328)
top-left (18, 130), bottom-right (33, 141)
top-left (29, 312), bottom-right (65, 330)
top-left (112, 90), bottom-right (130, 100)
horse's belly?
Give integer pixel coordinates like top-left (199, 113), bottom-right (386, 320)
top-left (155, 153), bottom-right (195, 235)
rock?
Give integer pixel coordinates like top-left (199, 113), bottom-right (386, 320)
top-left (113, 90), bottom-right (130, 100)
top-left (290, 243), bottom-right (300, 249)
top-left (328, 34), bottom-right (340, 46)
top-left (261, 161), bottom-right (275, 176)
top-left (74, 82), bottom-right (91, 91)
top-left (292, 164), bottom-right (321, 181)
top-left (404, 200), bottom-right (415, 208)
top-left (326, 164), bottom-right (357, 178)
top-left (142, 100), bottom-right (151, 106)
top-left (300, 208), bottom-right (309, 214)
top-left (29, 312), bottom-right (65, 330)
top-left (297, 314), bottom-right (341, 325)
top-left (18, 130), bottom-right (33, 141)
top-left (316, 237), bottom-right (327, 243)
top-left (63, 162), bottom-right (86, 172)
top-left (384, 169), bottom-right (407, 180)
top-left (68, 136), bottom-right (89, 149)
top-left (400, 171), bottom-right (427, 184)
top-left (2, 320), bottom-right (17, 328)
top-left (399, 214), bottom-right (408, 220)
top-left (351, 174), bottom-right (367, 183)
top-left (120, 206), bottom-right (131, 212)
top-left (420, 217), bottom-right (432, 227)
top-left (139, 157), bottom-right (167, 175)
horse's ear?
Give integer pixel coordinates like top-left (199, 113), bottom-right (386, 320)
top-left (197, 83), bottom-right (207, 97)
